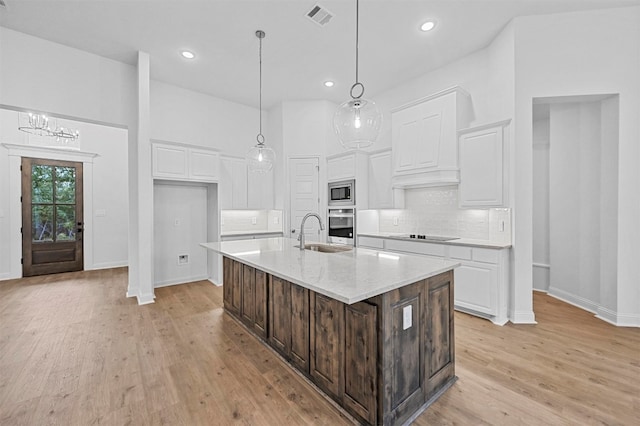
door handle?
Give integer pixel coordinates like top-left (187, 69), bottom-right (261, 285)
top-left (291, 229), bottom-right (296, 233)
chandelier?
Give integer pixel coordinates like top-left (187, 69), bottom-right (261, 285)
top-left (18, 112), bottom-right (80, 142)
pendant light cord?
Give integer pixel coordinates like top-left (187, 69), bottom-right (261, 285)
top-left (355, 0), bottom-right (359, 85)
top-left (350, 0), bottom-right (364, 100)
top-left (256, 30), bottom-right (265, 145)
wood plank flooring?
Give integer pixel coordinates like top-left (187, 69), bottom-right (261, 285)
top-left (0, 268), bottom-right (638, 425)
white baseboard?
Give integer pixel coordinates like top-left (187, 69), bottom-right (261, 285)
top-left (547, 287), bottom-right (598, 313)
top-left (89, 261), bottom-right (128, 270)
top-left (596, 306), bottom-right (640, 327)
top-left (0, 272), bottom-right (13, 281)
top-left (547, 288), bottom-right (639, 327)
top-left (509, 310), bottom-right (537, 324)
top-left (208, 278), bottom-right (222, 287)
top-left (154, 275), bottom-right (209, 289)
top-left (137, 292), bottom-right (155, 305)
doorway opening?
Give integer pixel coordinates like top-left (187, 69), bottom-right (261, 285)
top-left (21, 157), bottom-right (84, 276)
top-left (532, 94), bottom-right (619, 320)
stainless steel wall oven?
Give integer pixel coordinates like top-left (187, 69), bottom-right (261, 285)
top-left (327, 208), bottom-right (355, 245)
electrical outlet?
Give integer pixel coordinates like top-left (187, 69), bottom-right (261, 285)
top-left (274, 216), bottom-right (279, 224)
top-left (393, 217), bottom-right (399, 226)
top-left (403, 305), bottom-right (412, 330)
top-left (500, 220), bottom-right (505, 232)
top-left (174, 218), bottom-right (180, 227)
top-left (178, 254), bottom-right (189, 265)
top-left (252, 217), bottom-right (257, 225)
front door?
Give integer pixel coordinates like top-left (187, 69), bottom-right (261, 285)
top-left (22, 157), bottom-right (84, 277)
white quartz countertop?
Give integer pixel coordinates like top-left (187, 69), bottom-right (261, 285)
top-left (358, 232), bottom-right (512, 249)
top-left (201, 237), bottom-right (459, 304)
top-left (220, 230), bottom-right (284, 237)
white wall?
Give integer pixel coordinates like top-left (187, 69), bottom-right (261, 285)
top-left (532, 114), bottom-right (550, 292)
top-left (153, 182), bottom-right (208, 287)
top-left (548, 102), bottom-right (602, 311)
top-left (0, 28), bottom-right (135, 128)
top-left (514, 6), bottom-right (640, 326)
top-left (598, 97), bottom-right (619, 319)
top-left (150, 80), bottom-right (261, 157)
top-left (279, 100), bottom-right (336, 239)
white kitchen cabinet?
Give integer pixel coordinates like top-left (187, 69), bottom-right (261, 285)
top-left (368, 149), bottom-right (397, 209)
top-left (327, 152), bottom-right (356, 182)
top-left (188, 148), bottom-right (220, 181)
top-left (152, 142), bottom-right (219, 182)
top-left (458, 120), bottom-right (510, 207)
top-left (326, 151), bottom-right (369, 208)
top-left (391, 86), bottom-right (471, 188)
top-left (153, 143), bottom-right (188, 179)
top-left (247, 168), bottom-right (274, 209)
top-left (219, 156), bottom-right (248, 209)
top-left (384, 238), bottom-right (446, 259)
top-left (356, 234), bottom-right (510, 325)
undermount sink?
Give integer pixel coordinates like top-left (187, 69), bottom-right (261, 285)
top-left (296, 243), bottom-right (353, 253)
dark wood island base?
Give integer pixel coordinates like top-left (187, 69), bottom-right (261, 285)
top-left (223, 256), bottom-right (456, 425)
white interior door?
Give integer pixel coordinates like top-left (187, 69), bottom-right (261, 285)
top-left (289, 157), bottom-right (320, 243)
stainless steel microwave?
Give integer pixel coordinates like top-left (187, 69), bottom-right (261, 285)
top-left (328, 179), bottom-right (355, 206)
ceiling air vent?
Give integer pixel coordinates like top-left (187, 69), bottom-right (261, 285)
top-left (306, 4), bottom-right (334, 27)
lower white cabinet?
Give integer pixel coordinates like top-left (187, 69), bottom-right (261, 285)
top-left (357, 235), bottom-right (510, 325)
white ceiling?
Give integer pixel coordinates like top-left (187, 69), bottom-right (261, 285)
top-left (1, 0), bottom-right (638, 109)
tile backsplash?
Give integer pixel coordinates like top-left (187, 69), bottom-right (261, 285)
top-left (374, 186), bottom-right (511, 243)
top-left (220, 210), bottom-right (283, 234)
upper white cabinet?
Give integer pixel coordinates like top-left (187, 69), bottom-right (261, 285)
top-left (391, 86), bottom-right (471, 188)
top-left (152, 142), bottom-right (219, 182)
top-left (247, 168), bottom-right (274, 209)
top-left (458, 119), bottom-right (510, 208)
top-left (368, 149), bottom-right (397, 209)
top-left (188, 148), bottom-right (220, 181)
top-left (326, 151), bottom-right (369, 208)
top-left (219, 155), bottom-right (274, 210)
top-left (219, 156), bottom-right (248, 209)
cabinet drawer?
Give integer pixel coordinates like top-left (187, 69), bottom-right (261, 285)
top-left (472, 248), bottom-right (499, 264)
top-left (358, 236), bottom-right (385, 249)
top-left (449, 246), bottom-right (472, 260)
top-left (385, 239), bottom-right (445, 257)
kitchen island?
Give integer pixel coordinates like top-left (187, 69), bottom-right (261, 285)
top-left (201, 237), bottom-right (459, 425)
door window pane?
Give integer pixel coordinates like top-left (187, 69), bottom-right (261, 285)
top-left (55, 166), bottom-right (76, 204)
top-left (32, 165), bottom-right (53, 203)
top-left (32, 205), bottom-right (53, 242)
top-left (55, 205), bottom-right (76, 241)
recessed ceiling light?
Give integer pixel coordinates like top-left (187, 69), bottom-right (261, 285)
top-left (181, 50), bottom-right (195, 59)
top-left (420, 21), bottom-right (436, 32)
top-left (324, 81), bottom-right (334, 87)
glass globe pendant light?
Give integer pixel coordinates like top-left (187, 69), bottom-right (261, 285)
top-left (333, 0), bottom-right (382, 150)
top-left (247, 30), bottom-right (276, 173)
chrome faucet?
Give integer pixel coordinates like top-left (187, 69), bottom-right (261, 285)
top-left (298, 212), bottom-right (325, 250)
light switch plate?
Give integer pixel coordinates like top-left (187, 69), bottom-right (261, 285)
top-left (393, 217), bottom-right (399, 226)
top-left (252, 217), bottom-right (257, 225)
top-left (403, 305), bottom-right (412, 330)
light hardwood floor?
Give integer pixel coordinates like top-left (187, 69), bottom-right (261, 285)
top-left (0, 268), bottom-right (638, 425)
